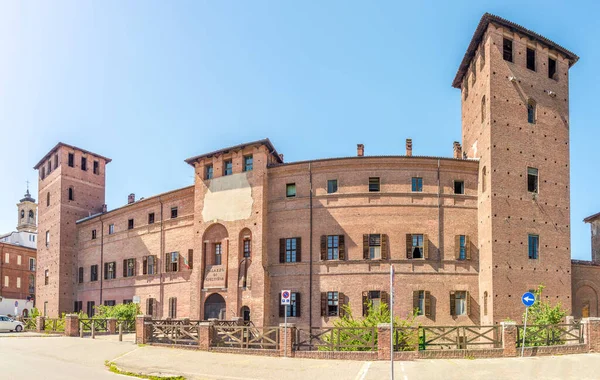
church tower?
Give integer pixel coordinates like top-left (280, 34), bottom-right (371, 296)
top-left (34, 143), bottom-right (110, 316)
top-left (16, 186), bottom-right (37, 233)
top-left (454, 14), bottom-right (578, 323)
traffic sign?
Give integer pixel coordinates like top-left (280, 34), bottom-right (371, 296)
top-left (132, 296), bottom-right (141, 304)
top-left (281, 290), bottom-right (291, 305)
top-left (14, 301), bottom-right (18, 307)
top-left (522, 292), bottom-right (535, 307)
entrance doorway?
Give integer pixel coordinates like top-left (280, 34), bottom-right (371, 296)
top-left (241, 306), bottom-right (250, 322)
top-left (204, 293), bottom-right (226, 320)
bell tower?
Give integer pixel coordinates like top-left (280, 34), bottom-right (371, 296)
top-left (16, 184), bottom-right (37, 233)
top-left (454, 14), bottom-right (578, 323)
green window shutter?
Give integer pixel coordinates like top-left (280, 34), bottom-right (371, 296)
top-left (339, 235), bottom-right (346, 260)
top-left (363, 234), bottom-right (369, 260)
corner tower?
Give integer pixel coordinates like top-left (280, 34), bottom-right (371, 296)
top-left (34, 143), bottom-right (110, 316)
top-left (454, 14), bottom-right (578, 323)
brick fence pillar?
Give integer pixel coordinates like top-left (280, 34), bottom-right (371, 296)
top-left (501, 321), bottom-right (517, 357)
top-left (107, 318), bottom-right (117, 334)
top-left (198, 322), bottom-right (213, 350)
top-left (378, 323), bottom-right (392, 360)
top-left (64, 314), bottom-right (79, 337)
top-left (582, 317), bottom-right (600, 352)
top-left (135, 315), bottom-right (152, 344)
top-left (279, 323), bottom-right (296, 357)
top-left (36, 316), bottom-right (45, 333)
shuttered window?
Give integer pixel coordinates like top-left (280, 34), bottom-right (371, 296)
top-left (146, 298), bottom-right (157, 318)
top-left (104, 262), bottom-right (116, 280)
top-left (406, 234), bottom-right (428, 259)
top-left (450, 291), bottom-right (470, 316)
top-left (123, 258), bottom-right (136, 277)
top-left (321, 235), bottom-right (345, 261)
top-left (90, 265), bottom-right (98, 281)
top-left (455, 235), bottom-right (470, 260)
top-left (413, 290), bottom-right (431, 316)
top-left (169, 297), bottom-right (177, 319)
top-left (362, 290), bottom-right (389, 316)
top-left (279, 292), bottom-right (301, 318)
top-left (321, 291), bottom-right (344, 317)
top-left (280, 238), bottom-right (301, 263)
top-left (143, 255), bottom-right (156, 275)
top-left (362, 234), bottom-right (388, 260)
top-left (165, 252), bottom-right (179, 272)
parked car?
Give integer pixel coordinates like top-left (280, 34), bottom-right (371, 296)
top-left (0, 315), bottom-right (24, 332)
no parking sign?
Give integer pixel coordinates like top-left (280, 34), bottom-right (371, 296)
top-left (281, 290), bottom-right (291, 305)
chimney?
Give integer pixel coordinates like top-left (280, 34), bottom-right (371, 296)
top-left (278, 153), bottom-right (284, 162)
top-left (128, 193), bottom-right (136, 204)
top-left (102, 204), bottom-right (108, 213)
top-left (453, 141), bottom-right (462, 159)
top-left (357, 144), bottom-right (364, 157)
top-left (406, 139), bottom-right (412, 156)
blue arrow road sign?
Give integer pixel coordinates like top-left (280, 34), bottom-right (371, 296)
top-left (522, 292), bottom-right (535, 307)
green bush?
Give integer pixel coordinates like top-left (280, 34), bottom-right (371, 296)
top-left (521, 285), bottom-right (568, 346)
top-left (93, 303), bottom-right (141, 321)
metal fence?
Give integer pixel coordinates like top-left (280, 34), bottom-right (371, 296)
top-left (516, 324), bottom-right (583, 347)
top-left (294, 327), bottom-right (377, 351)
top-left (212, 325), bottom-right (279, 350)
top-left (419, 325), bottom-right (502, 350)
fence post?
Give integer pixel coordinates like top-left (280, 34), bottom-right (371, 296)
top-left (80, 322), bottom-right (84, 338)
top-left (279, 323), bottom-right (296, 357)
top-left (198, 321), bottom-right (213, 350)
top-left (36, 316), bottom-right (45, 333)
top-left (136, 315), bottom-right (152, 344)
top-left (119, 322), bottom-right (123, 342)
top-left (501, 321), bottom-right (517, 357)
top-left (377, 323), bottom-right (392, 360)
top-left (582, 317), bottom-right (600, 352)
top-left (107, 318), bottom-right (117, 334)
top-left (64, 314), bottom-right (79, 337)
top-left (91, 320), bottom-right (95, 339)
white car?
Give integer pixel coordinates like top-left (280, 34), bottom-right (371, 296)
top-left (0, 315), bottom-right (24, 332)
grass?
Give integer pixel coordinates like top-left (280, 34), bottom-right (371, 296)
top-left (105, 361), bottom-right (185, 380)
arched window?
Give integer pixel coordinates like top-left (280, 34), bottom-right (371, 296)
top-left (28, 210), bottom-right (34, 219)
top-left (68, 187), bottom-right (74, 201)
top-left (20, 210), bottom-right (25, 219)
top-left (527, 99), bottom-right (536, 124)
top-left (46, 192), bottom-right (50, 207)
top-left (481, 95), bottom-right (486, 123)
top-left (482, 166), bottom-right (487, 193)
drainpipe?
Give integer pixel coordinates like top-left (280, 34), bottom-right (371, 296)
top-left (99, 216), bottom-right (104, 305)
top-left (309, 163), bottom-right (313, 329)
top-left (437, 159), bottom-right (442, 265)
top-left (159, 197), bottom-right (164, 318)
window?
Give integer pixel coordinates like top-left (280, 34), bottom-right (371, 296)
top-left (4, 276), bottom-right (8, 287)
top-left (123, 258), bottom-right (135, 277)
top-left (327, 235), bottom-right (340, 260)
top-left (74, 301), bottom-right (83, 313)
top-left (526, 48), bottom-right (536, 71)
top-left (548, 57), bottom-right (557, 79)
top-left (243, 156), bottom-right (253, 172)
top-left (224, 160), bottom-right (233, 175)
top-left (327, 179), bottom-right (338, 194)
top-left (68, 153), bottom-right (74, 167)
top-left (54, 154), bottom-right (59, 169)
top-left (171, 207), bottom-right (178, 219)
top-left (322, 291), bottom-right (341, 317)
top-left (46, 231), bottom-right (50, 247)
top-left (146, 298), bottom-right (156, 318)
top-left (369, 234), bottom-right (381, 260)
top-left (411, 177), bottom-right (423, 192)
top-left (471, 61), bottom-right (476, 84)
top-left (81, 157), bottom-right (87, 171)
top-left (104, 300), bottom-right (116, 307)
top-left (92, 229), bottom-right (97, 240)
top-left (456, 235), bottom-right (469, 260)
top-left (169, 297), bottom-right (177, 319)
top-left (528, 234), bottom-right (539, 259)
top-left (243, 239), bottom-right (251, 258)
top-left (123, 299), bottom-right (133, 305)
top-left (205, 165), bottom-right (213, 180)
top-left (451, 291), bottom-right (469, 316)
top-left (214, 243), bottom-right (222, 265)
top-left (143, 255), bottom-right (156, 275)
top-left (286, 183), bottom-right (296, 198)
top-left (369, 177), bottom-right (380, 192)
top-left (406, 234), bottom-right (427, 259)
top-left (68, 187), bottom-right (74, 201)
top-left (280, 237), bottom-right (301, 263)
top-left (463, 77), bottom-right (468, 99)
top-left (20, 210), bottom-right (24, 219)
top-left (90, 265), bottom-right (98, 281)
top-left (47, 192), bottom-right (50, 207)
top-left (527, 167), bottom-right (539, 193)
top-left (481, 95), bottom-right (486, 123)
top-left (128, 219), bottom-right (134, 230)
top-left (454, 180), bottom-right (464, 195)
top-left (87, 301), bottom-right (95, 317)
top-left (93, 161), bottom-right (99, 175)
top-left (527, 99), bottom-right (536, 124)
top-left (44, 269), bottom-right (49, 285)
top-left (503, 38), bottom-right (513, 62)
top-left (280, 292), bottom-right (301, 318)
top-left (104, 262), bottom-right (116, 280)
top-left (148, 213), bottom-right (155, 224)
top-left (47, 160), bottom-right (52, 173)
top-left (29, 258), bottom-right (35, 271)
top-left (480, 43), bottom-right (485, 69)
top-left (41, 167), bottom-right (46, 180)
top-left (108, 224), bottom-right (114, 234)
top-left (166, 252), bottom-right (179, 272)
top-left (362, 291), bottom-right (388, 316)
top-left (78, 267), bottom-right (84, 283)
top-left (413, 290), bottom-right (431, 316)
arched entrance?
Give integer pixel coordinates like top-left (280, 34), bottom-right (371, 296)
top-left (204, 293), bottom-right (226, 320)
top-left (22, 309), bottom-right (28, 317)
top-left (241, 306), bottom-right (250, 322)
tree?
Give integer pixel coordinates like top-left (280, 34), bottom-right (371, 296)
top-left (93, 303), bottom-right (141, 321)
top-left (521, 285), bottom-right (568, 346)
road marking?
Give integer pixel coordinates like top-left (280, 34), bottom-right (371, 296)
top-left (355, 361), bottom-right (371, 380)
top-left (400, 362), bottom-right (408, 380)
top-left (109, 346), bottom-right (140, 362)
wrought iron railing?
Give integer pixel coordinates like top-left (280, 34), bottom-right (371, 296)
top-left (294, 327), bottom-right (377, 351)
top-left (516, 324), bottom-right (583, 347)
top-left (212, 326), bottom-right (279, 349)
top-left (419, 325), bottom-right (502, 350)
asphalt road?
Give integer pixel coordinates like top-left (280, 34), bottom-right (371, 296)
top-left (1, 335), bottom-right (600, 380)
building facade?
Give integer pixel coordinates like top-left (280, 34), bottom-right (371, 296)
top-left (0, 188), bottom-right (38, 249)
top-left (34, 14), bottom-right (598, 325)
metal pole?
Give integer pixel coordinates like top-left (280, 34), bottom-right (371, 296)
top-left (91, 321), bottom-right (95, 339)
top-left (284, 304), bottom-right (288, 358)
top-left (119, 322), bottom-right (123, 342)
top-left (79, 322), bottom-right (83, 338)
top-left (390, 264), bottom-right (394, 380)
top-left (521, 307), bottom-right (528, 357)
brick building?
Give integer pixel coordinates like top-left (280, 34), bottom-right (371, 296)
top-left (33, 14), bottom-right (599, 325)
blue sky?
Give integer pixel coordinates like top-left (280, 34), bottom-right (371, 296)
top-left (0, 1), bottom-right (598, 259)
